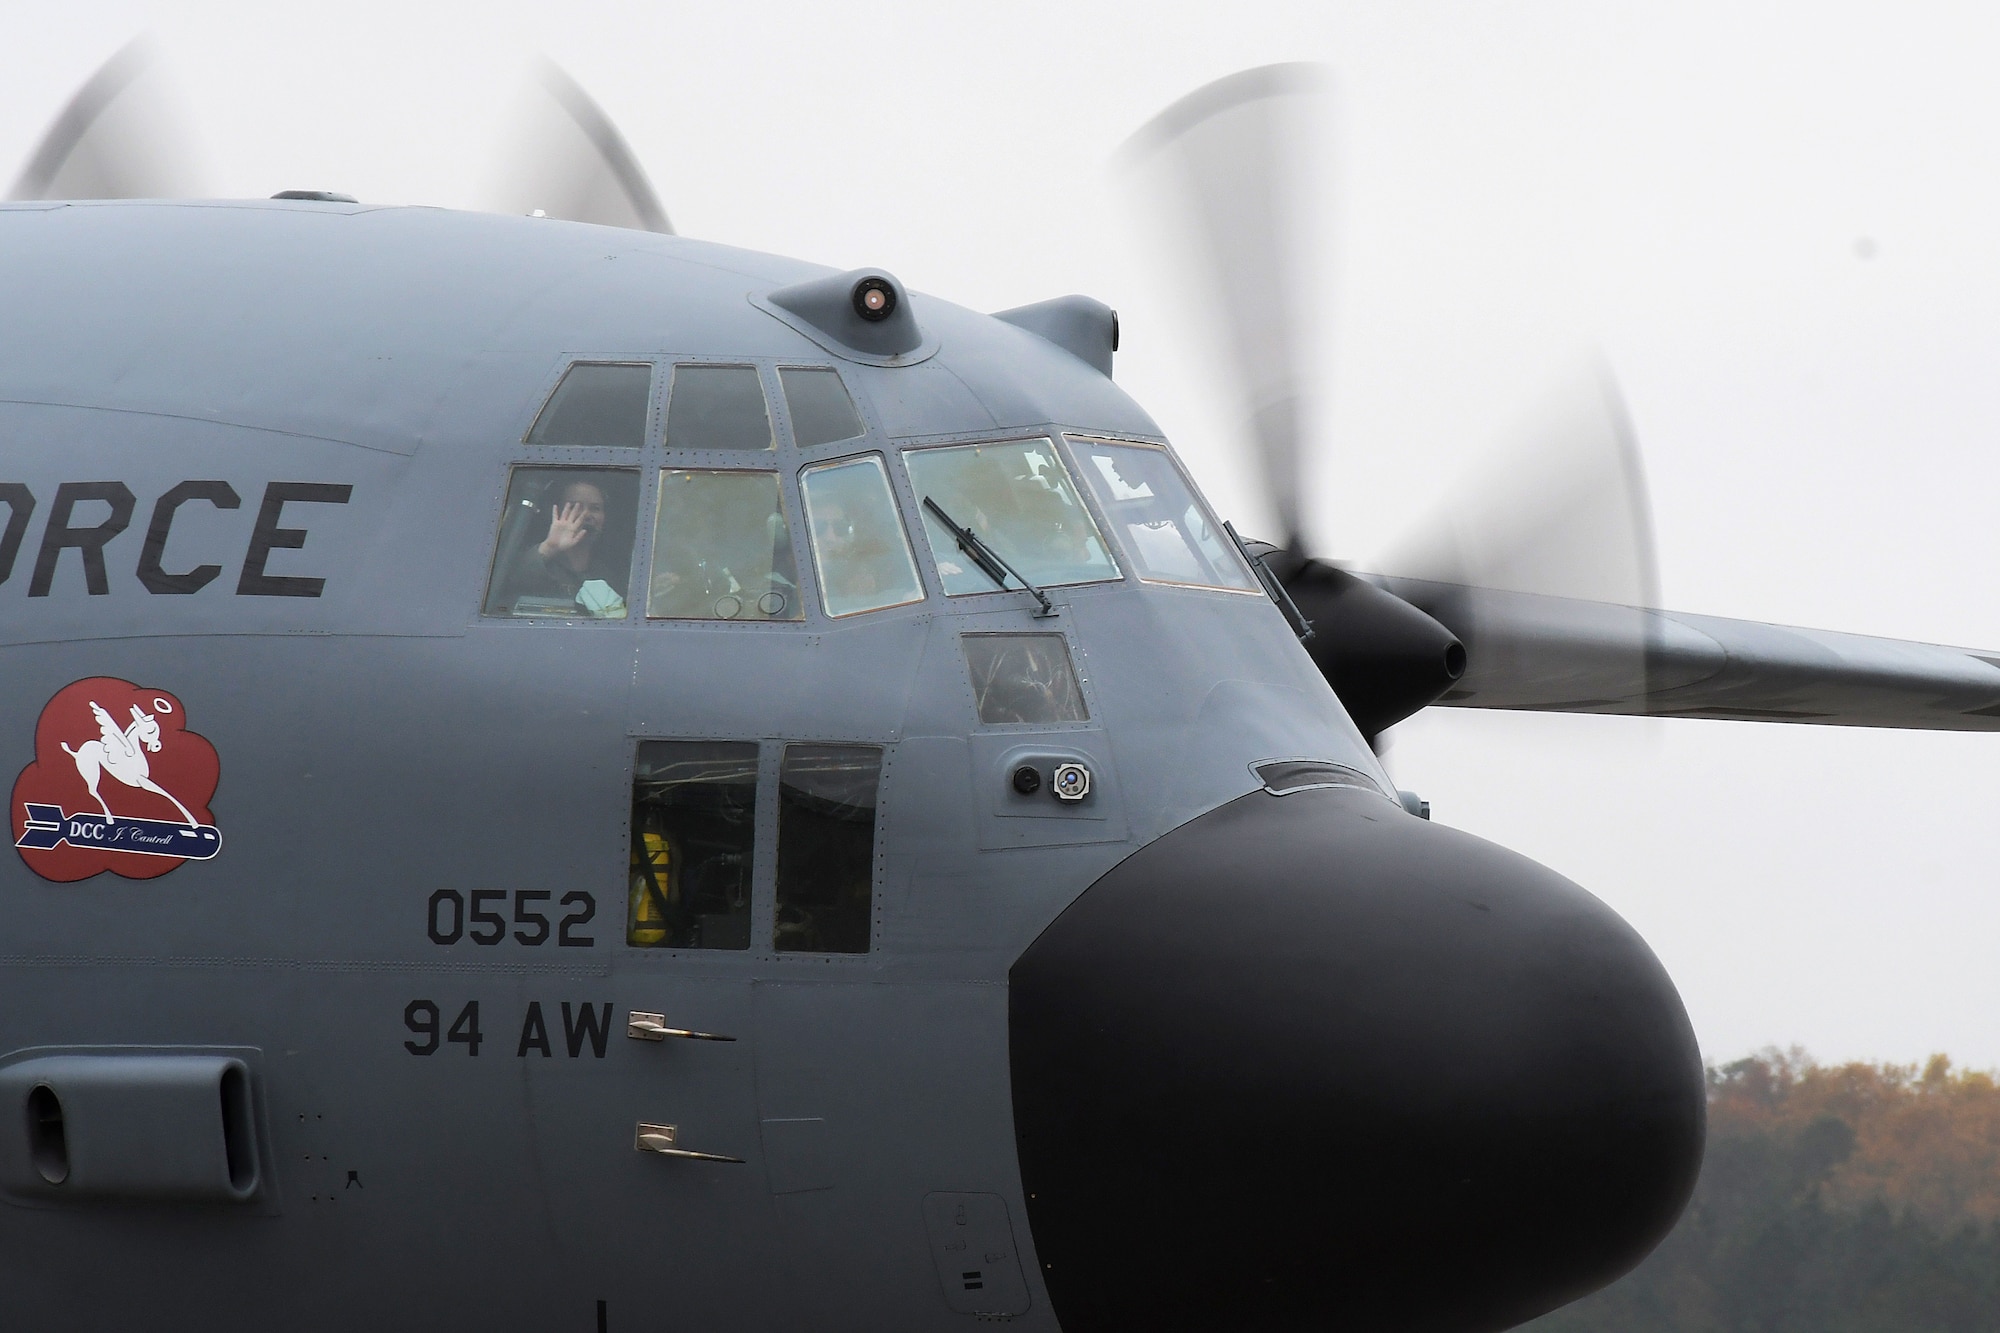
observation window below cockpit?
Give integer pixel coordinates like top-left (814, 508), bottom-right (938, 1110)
top-left (648, 470), bottom-right (802, 621)
top-left (799, 455), bottom-right (925, 617)
top-left (962, 633), bottom-right (1088, 724)
top-left (774, 744), bottom-right (880, 953)
top-left (665, 364), bottom-right (774, 451)
top-left (1067, 438), bottom-right (1257, 592)
top-left (628, 741), bottom-right (758, 949)
top-left (779, 367), bottom-right (865, 448)
top-left (906, 439), bottom-right (1119, 597)
top-left (526, 362), bottom-right (652, 448)
top-left (482, 466), bottom-right (639, 618)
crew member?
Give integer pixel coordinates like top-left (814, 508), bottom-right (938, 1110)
top-left (500, 478), bottom-right (628, 616)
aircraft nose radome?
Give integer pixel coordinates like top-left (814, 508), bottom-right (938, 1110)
top-left (1008, 786), bottom-right (1704, 1333)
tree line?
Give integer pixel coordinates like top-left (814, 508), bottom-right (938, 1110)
top-left (1523, 1049), bottom-right (2000, 1333)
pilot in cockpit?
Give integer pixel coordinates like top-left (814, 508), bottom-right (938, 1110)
top-left (498, 478), bottom-right (630, 617)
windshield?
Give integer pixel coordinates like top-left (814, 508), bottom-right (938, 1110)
top-left (648, 469), bottom-right (801, 621)
top-left (904, 439), bottom-right (1118, 596)
top-left (798, 454), bottom-right (926, 618)
top-left (1067, 438), bottom-right (1257, 592)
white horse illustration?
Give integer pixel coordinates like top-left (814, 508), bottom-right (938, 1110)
top-left (61, 700), bottom-right (198, 826)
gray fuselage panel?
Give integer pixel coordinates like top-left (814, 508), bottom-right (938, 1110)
top-left (0, 199), bottom-right (1381, 1331)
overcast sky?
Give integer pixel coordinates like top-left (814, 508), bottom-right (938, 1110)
top-left (7, 2), bottom-right (1999, 1068)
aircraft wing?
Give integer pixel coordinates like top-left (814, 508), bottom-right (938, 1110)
top-left (1368, 574), bottom-right (2000, 730)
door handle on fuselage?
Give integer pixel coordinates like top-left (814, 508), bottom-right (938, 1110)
top-left (634, 1122), bottom-right (744, 1163)
top-left (626, 1011), bottom-right (735, 1042)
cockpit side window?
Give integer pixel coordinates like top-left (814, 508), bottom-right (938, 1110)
top-left (779, 367), bottom-right (865, 448)
top-left (648, 470), bottom-right (802, 621)
top-left (905, 439), bottom-right (1119, 596)
top-left (482, 466), bottom-right (639, 618)
top-left (798, 455), bottom-right (925, 618)
top-left (665, 365), bottom-right (774, 451)
top-left (628, 740), bottom-right (758, 950)
top-left (526, 362), bottom-right (653, 448)
top-left (1067, 438), bottom-right (1257, 592)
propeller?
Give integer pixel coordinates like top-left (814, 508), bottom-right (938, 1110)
top-left (1117, 64), bottom-right (1327, 548)
top-left (1116, 65), bottom-right (1663, 740)
top-left (6, 36), bottom-right (208, 202)
top-left (1380, 358), bottom-right (1658, 610)
top-left (479, 60), bottom-right (673, 234)
top-left (1369, 359), bottom-right (1663, 720)
top-left (11, 42), bottom-right (669, 236)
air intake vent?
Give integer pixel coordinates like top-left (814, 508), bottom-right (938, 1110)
top-left (27, 1084), bottom-right (67, 1185)
top-left (992, 295), bottom-right (1118, 377)
top-left (0, 1052), bottom-right (262, 1203)
top-left (1253, 759), bottom-right (1386, 798)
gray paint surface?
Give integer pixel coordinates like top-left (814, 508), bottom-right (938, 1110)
top-left (0, 200), bottom-right (1380, 1330)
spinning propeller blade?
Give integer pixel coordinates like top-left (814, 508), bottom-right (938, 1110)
top-left (1366, 359), bottom-right (1664, 714)
top-left (7, 36), bottom-right (208, 202)
top-left (480, 60), bottom-right (672, 234)
top-left (1125, 65), bottom-right (2000, 734)
top-left (1378, 359), bottom-right (1659, 610)
top-left (1117, 64), bottom-right (1663, 734)
top-left (1117, 63), bottom-right (1327, 548)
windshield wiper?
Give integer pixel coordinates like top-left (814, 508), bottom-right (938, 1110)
top-left (1224, 520), bottom-right (1314, 643)
top-left (922, 496), bottom-right (1056, 618)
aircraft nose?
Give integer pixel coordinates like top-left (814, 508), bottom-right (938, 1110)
top-left (1009, 785), bottom-right (1703, 1333)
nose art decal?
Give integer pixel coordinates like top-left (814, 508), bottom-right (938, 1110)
top-left (12, 677), bottom-right (222, 881)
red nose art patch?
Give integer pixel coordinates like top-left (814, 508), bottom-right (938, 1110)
top-left (11, 677), bottom-right (222, 882)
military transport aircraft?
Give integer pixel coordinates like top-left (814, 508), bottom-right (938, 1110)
top-left (6, 42), bottom-right (2000, 1333)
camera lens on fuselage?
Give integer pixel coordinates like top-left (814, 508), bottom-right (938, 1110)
top-left (853, 277), bottom-right (896, 322)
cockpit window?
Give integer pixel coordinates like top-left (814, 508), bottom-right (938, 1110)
top-left (648, 470), bottom-right (802, 621)
top-left (779, 367), bottom-right (865, 448)
top-left (905, 439), bottom-right (1118, 596)
top-left (665, 365), bottom-right (774, 451)
top-left (483, 467), bottom-right (639, 618)
top-left (799, 455), bottom-right (925, 618)
top-left (962, 633), bottom-right (1088, 724)
top-left (526, 362), bottom-right (652, 448)
top-left (1067, 439), bottom-right (1257, 592)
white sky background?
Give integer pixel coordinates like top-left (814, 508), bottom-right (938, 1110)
top-left (6, 2), bottom-right (1999, 1069)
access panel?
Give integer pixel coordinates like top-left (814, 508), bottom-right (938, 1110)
top-left (922, 1191), bottom-right (1031, 1317)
